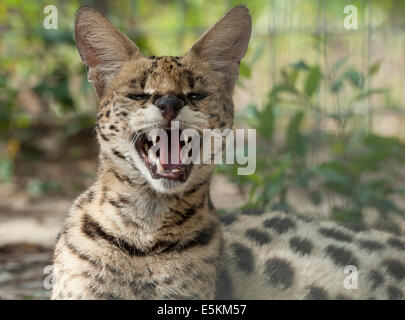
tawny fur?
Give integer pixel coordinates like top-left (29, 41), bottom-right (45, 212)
top-left (52, 5), bottom-right (250, 300)
top-left (52, 6), bottom-right (405, 300)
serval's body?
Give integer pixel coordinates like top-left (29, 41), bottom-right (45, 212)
top-left (52, 6), bottom-right (405, 300)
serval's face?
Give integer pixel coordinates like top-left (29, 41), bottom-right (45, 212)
top-left (75, 6), bottom-right (251, 194)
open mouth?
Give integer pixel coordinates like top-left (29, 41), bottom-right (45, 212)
top-left (134, 129), bottom-right (193, 182)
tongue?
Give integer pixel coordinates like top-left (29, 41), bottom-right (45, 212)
top-left (160, 135), bottom-right (181, 169)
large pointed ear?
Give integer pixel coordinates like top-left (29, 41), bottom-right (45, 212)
top-left (185, 5), bottom-right (251, 93)
top-left (74, 7), bottom-right (142, 99)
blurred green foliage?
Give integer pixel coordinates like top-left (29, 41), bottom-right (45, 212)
top-left (219, 57), bottom-right (405, 230)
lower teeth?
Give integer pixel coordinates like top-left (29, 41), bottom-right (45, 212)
top-left (156, 159), bottom-right (164, 173)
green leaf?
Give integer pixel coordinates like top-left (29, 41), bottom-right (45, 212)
top-left (330, 79), bottom-right (343, 93)
top-left (305, 66), bottom-right (321, 97)
top-left (368, 61), bottom-right (381, 76)
top-left (269, 83), bottom-right (297, 99)
top-left (332, 57), bottom-right (347, 72)
top-left (257, 102), bottom-right (275, 140)
top-left (315, 162), bottom-right (351, 193)
top-left (291, 60), bottom-right (310, 70)
top-left (286, 110), bottom-right (306, 156)
top-left (353, 88), bottom-right (386, 101)
top-left (239, 62), bottom-right (251, 78)
top-left (343, 68), bottom-right (364, 89)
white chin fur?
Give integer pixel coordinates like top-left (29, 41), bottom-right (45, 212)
top-left (130, 147), bottom-right (192, 194)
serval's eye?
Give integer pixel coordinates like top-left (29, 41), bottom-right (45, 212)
top-left (126, 93), bottom-right (149, 101)
top-left (187, 92), bottom-right (207, 101)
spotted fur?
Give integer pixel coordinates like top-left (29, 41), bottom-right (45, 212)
top-left (52, 6), bottom-right (251, 300)
top-left (218, 211), bottom-right (405, 299)
top-left (53, 6), bottom-right (405, 300)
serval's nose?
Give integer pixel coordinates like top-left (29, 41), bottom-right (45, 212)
top-left (155, 96), bottom-right (184, 122)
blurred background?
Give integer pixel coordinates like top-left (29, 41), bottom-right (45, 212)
top-left (1, 0), bottom-right (405, 299)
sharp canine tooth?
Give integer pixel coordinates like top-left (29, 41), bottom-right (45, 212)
top-left (149, 150), bottom-right (157, 163)
top-left (152, 132), bottom-right (157, 144)
top-left (182, 133), bottom-right (190, 144)
top-left (157, 159), bottom-right (164, 173)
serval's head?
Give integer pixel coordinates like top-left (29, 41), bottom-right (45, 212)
top-left (74, 6), bottom-right (251, 194)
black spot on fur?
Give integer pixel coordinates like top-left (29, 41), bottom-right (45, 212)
top-left (215, 268), bottom-right (234, 300)
top-left (183, 69), bottom-right (195, 89)
top-left (107, 293), bottom-right (122, 300)
top-left (358, 240), bottom-right (385, 251)
top-left (142, 282), bottom-right (156, 291)
top-left (81, 214), bottom-right (146, 257)
top-left (263, 216), bottom-right (296, 234)
top-left (165, 194), bottom-right (206, 229)
top-left (340, 222), bottom-right (367, 232)
top-left (87, 191), bottom-right (95, 203)
top-left (368, 270), bottom-right (384, 290)
top-left (289, 237), bottom-right (313, 256)
top-left (109, 199), bottom-right (124, 209)
top-left (176, 223), bottom-right (217, 252)
top-left (325, 245), bottom-right (359, 267)
top-left (219, 214), bottom-right (238, 225)
top-left (387, 286), bottom-right (403, 300)
top-left (106, 110), bottom-right (110, 117)
top-left (117, 195), bottom-right (130, 205)
top-left (183, 179), bottom-right (208, 196)
top-left (264, 258), bottom-right (294, 289)
top-left (241, 208), bottom-right (265, 215)
top-left (100, 133), bottom-right (109, 142)
top-left (220, 121), bottom-right (226, 127)
top-left (245, 228), bottom-right (271, 245)
top-left (65, 239), bottom-right (100, 269)
top-left (295, 215), bottom-right (314, 223)
top-left (111, 169), bottom-right (143, 188)
top-left (387, 237), bottom-right (405, 251)
top-left (318, 227), bottom-right (353, 242)
top-left (305, 286), bottom-right (328, 300)
top-left (230, 242), bottom-right (254, 274)
top-left (112, 149), bottom-right (126, 160)
top-left (382, 259), bottom-right (405, 280)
